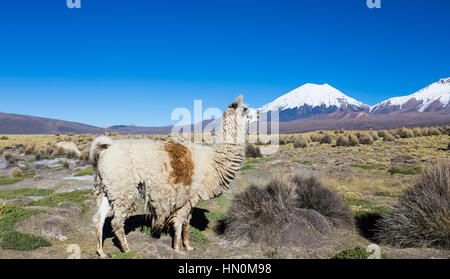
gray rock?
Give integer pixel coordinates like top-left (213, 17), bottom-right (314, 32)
top-left (41, 216), bottom-right (71, 241)
top-left (57, 202), bottom-right (83, 218)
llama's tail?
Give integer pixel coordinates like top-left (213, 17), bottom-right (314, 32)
top-left (89, 136), bottom-right (113, 164)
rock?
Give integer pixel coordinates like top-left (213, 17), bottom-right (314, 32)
top-left (56, 202), bottom-right (83, 218)
top-left (41, 216), bottom-right (71, 241)
top-left (279, 208), bottom-right (331, 249)
top-left (15, 213), bottom-right (52, 234)
top-left (33, 175), bottom-right (44, 181)
top-left (83, 199), bottom-right (96, 209)
top-left (15, 214), bottom-right (71, 241)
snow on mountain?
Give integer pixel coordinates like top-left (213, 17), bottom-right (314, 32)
top-left (259, 83), bottom-right (368, 113)
top-left (370, 78), bottom-right (450, 113)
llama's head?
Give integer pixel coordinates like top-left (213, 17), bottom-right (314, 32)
top-left (218, 95), bottom-right (254, 144)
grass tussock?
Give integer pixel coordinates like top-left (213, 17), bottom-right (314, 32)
top-left (336, 135), bottom-right (348, 147)
top-left (9, 167), bottom-right (22, 178)
top-left (347, 134), bottom-right (359, 146)
top-left (245, 143), bottom-right (261, 158)
top-left (319, 135), bottom-right (332, 144)
top-left (376, 161), bottom-right (450, 249)
top-left (293, 136), bottom-right (308, 148)
top-left (223, 175), bottom-right (352, 246)
top-left (3, 151), bottom-right (13, 161)
top-left (358, 133), bottom-right (373, 145)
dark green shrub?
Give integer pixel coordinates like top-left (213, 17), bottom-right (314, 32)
top-left (331, 247), bottom-right (371, 259)
top-left (0, 231), bottom-right (52, 251)
top-left (388, 166), bottom-right (422, 175)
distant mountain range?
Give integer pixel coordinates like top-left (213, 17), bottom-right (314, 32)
top-left (0, 78), bottom-right (449, 134)
top-left (258, 78), bottom-right (450, 121)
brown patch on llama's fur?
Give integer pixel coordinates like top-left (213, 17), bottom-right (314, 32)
top-left (164, 142), bottom-right (194, 186)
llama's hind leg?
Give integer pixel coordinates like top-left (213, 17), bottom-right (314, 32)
top-left (172, 204), bottom-right (192, 251)
top-left (93, 194), bottom-right (111, 258)
top-left (182, 212), bottom-right (194, 251)
top-left (110, 199), bottom-right (135, 253)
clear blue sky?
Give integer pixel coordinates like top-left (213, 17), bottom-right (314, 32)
top-left (0, 0), bottom-right (449, 127)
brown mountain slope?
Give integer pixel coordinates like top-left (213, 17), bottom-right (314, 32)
top-left (0, 112), bottom-right (105, 134)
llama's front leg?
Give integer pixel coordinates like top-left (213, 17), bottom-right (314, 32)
top-left (182, 214), bottom-right (194, 251)
top-left (93, 194), bottom-right (111, 258)
top-left (173, 222), bottom-right (183, 252)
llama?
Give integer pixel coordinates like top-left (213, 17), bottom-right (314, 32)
top-left (90, 95), bottom-right (254, 257)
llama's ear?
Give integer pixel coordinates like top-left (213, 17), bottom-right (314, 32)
top-left (228, 95), bottom-right (243, 109)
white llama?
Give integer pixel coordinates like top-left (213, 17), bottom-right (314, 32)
top-left (90, 95), bottom-right (254, 257)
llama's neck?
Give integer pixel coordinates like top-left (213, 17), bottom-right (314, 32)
top-left (210, 110), bottom-right (246, 193)
top-left (212, 143), bottom-right (245, 191)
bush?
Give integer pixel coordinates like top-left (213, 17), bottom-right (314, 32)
top-left (377, 130), bottom-right (388, 138)
top-left (370, 132), bottom-right (379, 141)
top-left (292, 176), bottom-right (353, 229)
top-left (223, 176), bottom-right (352, 246)
top-left (376, 161), bottom-right (450, 248)
top-left (62, 159), bottom-right (70, 169)
top-left (319, 135), bottom-right (332, 144)
top-left (9, 167), bottom-right (22, 178)
top-left (310, 134), bottom-right (321, 142)
top-left (55, 132), bottom-right (60, 136)
top-left (399, 128), bottom-right (414, 138)
top-left (24, 144), bottom-right (35, 155)
top-left (245, 143), bottom-right (262, 158)
top-left (0, 136), bottom-right (8, 140)
top-left (421, 127), bottom-right (430, 136)
top-left (336, 135), bottom-right (348, 147)
top-left (293, 136), bottom-right (308, 148)
top-left (3, 151), bottom-right (13, 161)
top-left (223, 178), bottom-right (297, 246)
top-left (331, 247), bottom-right (372, 259)
top-left (358, 133), bottom-right (373, 145)
top-left (383, 133), bottom-right (395, 142)
top-left (388, 166), bottom-right (422, 175)
top-left (412, 128), bottom-right (422, 137)
top-left (0, 231), bottom-right (52, 251)
top-left (80, 150), bottom-right (90, 161)
top-left (347, 134), bottom-right (359, 146)
top-left (429, 128), bottom-right (441, 136)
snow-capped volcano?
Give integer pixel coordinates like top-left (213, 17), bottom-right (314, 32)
top-left (259, 83), bottom-right (369, 121)
top-left (370, 78), bottom-right (450, 113)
